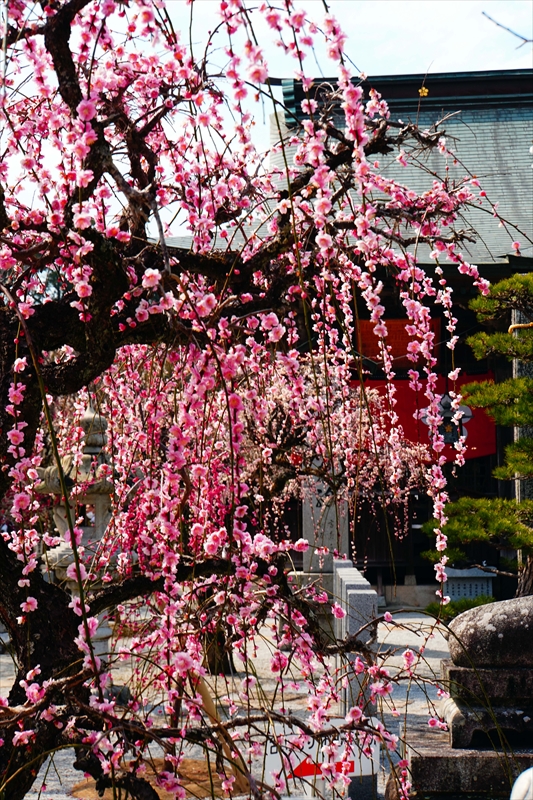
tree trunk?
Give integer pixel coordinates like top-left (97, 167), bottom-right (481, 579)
top-left (0, 538), bottom-right (82, 800)
top-left (516, 553), bottom-right (533, 597)
top-left (205, 627), bottom-right (235, 675)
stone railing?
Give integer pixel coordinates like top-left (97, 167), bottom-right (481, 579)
top-left (333, 559), bottom-right (378, 715)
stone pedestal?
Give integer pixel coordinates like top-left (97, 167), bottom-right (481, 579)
top-left (440, 694), bottom-right (533, 750)
top-left (440, 659), bottom-right (533, 748)
top-left (387, 724), bottom-right (533, 799)
top-left (440, 596), bottom-right (533, 752)
top-left (441, 660), bottom-right (533, 704)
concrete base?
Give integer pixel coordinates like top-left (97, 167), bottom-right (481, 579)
top-left (347, 774), bottom-right (377, 799)
top-left (382, 584), bottom-right (437, 608)
top-left (394, 723), bottom-right (533, 797)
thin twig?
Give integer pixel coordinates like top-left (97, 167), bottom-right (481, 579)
top-left (471, 563), bottom-right (518, 579)
top-left (151, 196), bottom-right (171, 274)
top-left (482, 12), bottom-right (532, 48)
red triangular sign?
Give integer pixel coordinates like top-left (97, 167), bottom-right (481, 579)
top-left (289, 759), bottom-right (355, 779)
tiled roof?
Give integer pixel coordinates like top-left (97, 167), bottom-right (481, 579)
top-left (377, 106), bottom-right (532, 263)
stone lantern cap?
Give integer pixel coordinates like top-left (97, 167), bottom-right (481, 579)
top-left (34, 405), bottom-right (113, 496)
top-left (448, 595), bottom-right (533, 668)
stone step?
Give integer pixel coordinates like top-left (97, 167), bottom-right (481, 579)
top-left (395, 724), bottom-right (533, 798)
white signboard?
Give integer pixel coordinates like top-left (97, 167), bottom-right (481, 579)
top-left (261, 718), bottom-right (379, 796)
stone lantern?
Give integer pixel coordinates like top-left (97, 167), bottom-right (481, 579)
top-left (34, 405), bottom-right (114, 657)
top-left (388, 597), bottom-right (533, 797)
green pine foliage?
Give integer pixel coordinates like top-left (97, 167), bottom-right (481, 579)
top-left (493, 439), bottom-right (533, 480)
top-left (423, 497), bottom-right (533, 563)
top-left (468, 330), bottom-right (533, 362)
top-left (469, 273), bottom-right (533, 326)
top-left (464, 273), bottom-right (533, 481)
top-left (465, 377), bottom-right (533, 427)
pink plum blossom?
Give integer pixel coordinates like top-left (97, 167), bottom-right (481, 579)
top-left (12, 730), bottom-right (35, 746)
top-left (332, 603), bottom-right (346, 619)
top-left (142, 268), bottom-right (161, 288)
top-left (66, 563), bottom-right (88, 581)
top-left (77, 99), bottom-right (97, 121)
top-left (13, 358), bottom-right (27, 373)
top-left (12, 492), bottom-right (31, 512)
top-left (20, 597), bottom-right (37, 613)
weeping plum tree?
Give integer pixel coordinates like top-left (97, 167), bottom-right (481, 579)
top-left (0, 0), bottom-right (508, 797)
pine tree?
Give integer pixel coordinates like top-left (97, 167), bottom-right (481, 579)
top-left (440, 273), bottom-right (533, 596)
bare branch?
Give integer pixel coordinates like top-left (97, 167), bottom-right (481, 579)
top-left (471, 563), bottom-right (518, 579)
top-left (482, 11), bottom-right (532, 48)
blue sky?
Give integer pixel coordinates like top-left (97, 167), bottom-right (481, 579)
top-left (168, 0), bottom-right (532, 153)
top-left (179, 0), bottom-right (533, 77)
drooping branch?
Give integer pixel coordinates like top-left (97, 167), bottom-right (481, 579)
top-left (73, 749), bottom-right (161, 800)
top-left (89, 558), bottom-right (232, 614)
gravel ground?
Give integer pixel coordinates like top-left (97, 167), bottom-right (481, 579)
top-left (26, 751), bottom-right (78, 800)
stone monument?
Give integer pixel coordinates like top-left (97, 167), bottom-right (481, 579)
top-left (302, 478), bottom-right (350, 575)
top-left (333, 558), bottom-right (378, 713)
top-left (290, 477), bottom-right (351, 637)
